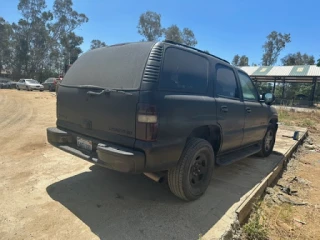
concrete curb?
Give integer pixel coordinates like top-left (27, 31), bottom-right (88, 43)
top-left (235, 129), bottom-right (308, 224)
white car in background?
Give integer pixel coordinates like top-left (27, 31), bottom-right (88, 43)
top-left (16, 79), bottom-right (44, 91)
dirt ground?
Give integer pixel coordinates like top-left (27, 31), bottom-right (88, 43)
top-left (1, 89), bottom-right (317, 240)
top-left (0, 90), bottom-right (96, 240)
top-left (242, 109), bottom-right (320, 240)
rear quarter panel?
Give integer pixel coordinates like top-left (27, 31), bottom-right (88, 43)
top-left (137, 90), bottom-right (218, 171)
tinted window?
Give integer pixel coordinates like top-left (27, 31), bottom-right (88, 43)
top-left (238, 71), bottom-right (258, 101)
top-left (159, 48), bottom-right (208, 94)
top-left (62, 42), bottom-right (155, 89)
top-left (216, 65), bottom-right (239, 99)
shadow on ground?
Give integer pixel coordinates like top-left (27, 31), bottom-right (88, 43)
top-left (47, 152), bottom-right (283, 240)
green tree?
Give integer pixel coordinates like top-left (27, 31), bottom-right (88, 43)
top-left (10, 0), bottom-right (88, 80)
top-left (255, 82), bottom-right (273, 94)
top-left (239, 55), bottom-right (249, 66)
top-left (137, 11), bottom-right (163, 41)
top-left (90, 39), bottom-right (107, 50)
top-left (165, 25), bottom-right (197, 46)
top-left (281, 52), bottom-right (315, 65)
top-left (232, 54), bottom-right (240, 65)
top-left (61, 32), bottom-right (83, 65)
top-left (165, 24), bottom-right (182, 43)
top-left (262, 31), bottom-right (291, 66)
top-left (10, 0), bottom-right (52, 78)
top-left (232, 54), bottom-right (249, 66)
top-left (181, 28), bottom-right (197, 47)
top-left (317, 58), bottom-right (320, 67)
top-left (0, 17), bottom-right (13, 72)
top-left (51, 0), bottom-right (88, 75)
top-left (51, 0), bottom-right (88, 37)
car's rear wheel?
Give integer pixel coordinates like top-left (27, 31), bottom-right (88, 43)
top-left (257, 124), bottom-right (276, 157)
top-left (168, 138), bottom-right (215, 201)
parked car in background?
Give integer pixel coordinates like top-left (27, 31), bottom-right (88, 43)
top-left (8, 81), bottom-right (17, 89)
top-left (55, 76), bottom-right (63, 92)
top-left (0, 78), bottom-right (16, 89)
top-left (16, 79), bottom-right (44, 91)
top-left (0, 79), bottom-right (11, 89)
top-left (47, 41), bottom-right (278, 201)
top-left (42, 77), bottom-right (60, 91)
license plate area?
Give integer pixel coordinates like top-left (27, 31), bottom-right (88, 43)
top-left (77, 137), bottom-right (92, 152)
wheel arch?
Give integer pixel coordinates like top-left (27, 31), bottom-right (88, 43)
top-left (269, 117), bottom-right (278, 131)
top-left (187, 125), bottom-right (222, 155)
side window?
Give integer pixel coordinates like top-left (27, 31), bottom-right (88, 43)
top-left (159, 47), bottom-right (208, 94)
top-left (238, 71), bottom-right (258, 101)
top-left (216, 65), bottom-right (239, 99)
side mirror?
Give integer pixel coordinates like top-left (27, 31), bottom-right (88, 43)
top-left (264, 93), bottom-right (275, 105)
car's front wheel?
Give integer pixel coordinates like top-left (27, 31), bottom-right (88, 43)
top-left (168, 138), bottom-right (215, 201)
top-left (258, 124), bottom-right (276, 157)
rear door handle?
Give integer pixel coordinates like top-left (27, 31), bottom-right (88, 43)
top-left (220, 106), bottom-right (228, 113)
top-left (246, 107), bottom-right (251, 113)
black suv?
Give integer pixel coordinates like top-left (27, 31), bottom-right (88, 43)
top-left (47, 41), bottom-right (278, 201)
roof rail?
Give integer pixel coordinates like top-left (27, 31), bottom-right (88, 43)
top-left (163, 40), bottom-right (230, 64)
top-left (108, 42), bottom-right (130, 47)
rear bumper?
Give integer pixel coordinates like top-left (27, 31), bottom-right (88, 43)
top-left (47, 127), bottom-right (145, 173)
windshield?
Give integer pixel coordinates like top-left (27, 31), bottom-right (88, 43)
top-left (26, 80), bottom-right (39, 84)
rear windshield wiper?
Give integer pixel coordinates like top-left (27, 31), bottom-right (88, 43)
top-left (78, 85), bottom-right (132, 96)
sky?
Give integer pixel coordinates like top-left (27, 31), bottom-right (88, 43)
top-left (1, 0), bottom-right (319, 65)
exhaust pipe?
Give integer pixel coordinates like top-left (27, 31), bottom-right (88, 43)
top-left (143, 172), bottom-right (164, 183)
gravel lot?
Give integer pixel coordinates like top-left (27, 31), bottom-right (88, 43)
top-left (0, 89), bottom-right (298, 240)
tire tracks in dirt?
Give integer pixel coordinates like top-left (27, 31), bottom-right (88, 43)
top-left (0, 91), bottom-right (36, 154)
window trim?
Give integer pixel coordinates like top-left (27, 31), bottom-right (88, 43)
top-left (215, 64), bottom-right (241, 100)
top-left (238, 70), bottom-right (260, 102)
top-left (158, 46), bottom-right (209, 94)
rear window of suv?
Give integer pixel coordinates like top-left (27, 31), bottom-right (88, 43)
top-left (61, 42), bottom-right (155, 90)
top-left (159, 48), bottom-right (208, 94)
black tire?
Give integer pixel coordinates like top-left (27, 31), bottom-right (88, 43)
top-left (17, 86), bottom-right (20, 91)
top-left (168, 138), bottom-right (215, 201)
top-left (257, 124), bottom-right (276, 157)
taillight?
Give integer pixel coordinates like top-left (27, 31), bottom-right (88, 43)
top-left (54, 79), bottom-right (57, 85)
top-left (136, 103), bottom-right (158, 141)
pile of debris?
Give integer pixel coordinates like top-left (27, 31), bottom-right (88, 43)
top-left (304, 138), bottom-right (320, 152)
top-left (264, 176), bottom-right (310, 207)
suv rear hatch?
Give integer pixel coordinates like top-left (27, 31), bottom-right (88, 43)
top-left (56, 42), bottom-right (155, 148)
